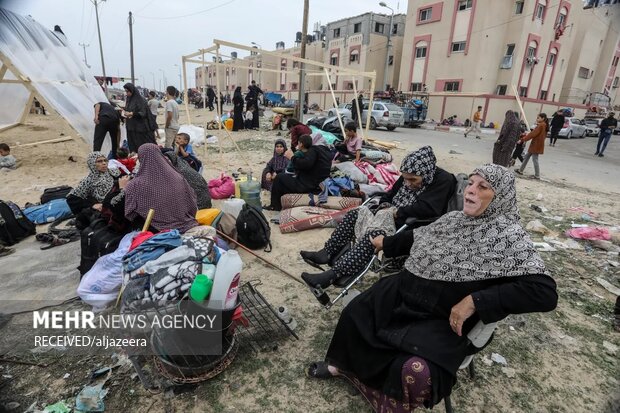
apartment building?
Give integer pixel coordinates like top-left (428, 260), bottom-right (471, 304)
top-left (398, 0), bottom-right (620, 124)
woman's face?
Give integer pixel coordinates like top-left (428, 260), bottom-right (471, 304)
top-left (94, 156), bottom-right (108, 173)
top-left (275, 143), bottom-right (285, 155)
top-left (536, 115), bottom-right (543, 123)
top-left (401, 172), bottom-right (423, 190)
top-left (125, 89), bottom-right (132, 97)
top-left (463, 174), bottom-right (495, 217)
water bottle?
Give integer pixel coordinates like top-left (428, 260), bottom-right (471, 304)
top-left (276, 306), bottom-right (297, 331)
top-left (208, 250), bottom-right (243, 310)
top-left (190, 274), bottom-right (213, 302)
top-left (239, 173), bottom-right (262, 210)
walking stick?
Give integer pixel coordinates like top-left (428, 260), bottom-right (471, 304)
top-left (216, 229), bottom-right (304, 285)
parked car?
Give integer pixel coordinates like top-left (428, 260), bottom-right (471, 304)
top-left (583, 118), bottom-right (601, 137)
top-left (326, 101), bottom-right (404, 130)
top-left (558, 117), bottom-right (587, 139)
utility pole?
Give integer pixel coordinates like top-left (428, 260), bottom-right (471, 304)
top-left (92, 0), bottom-right (108, 96)
top-left (79, 43), bottom-right (91, 68)
top-left (379, 2), bottom-right (394, 91)
top-left (128, 11), bottom-right (135, 84)
top-left (296, 0), bottom-right (309, 120)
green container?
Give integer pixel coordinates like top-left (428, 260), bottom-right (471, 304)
top-left (239, 172), bottom-right (262, 210)
top-left (190, 274), bottom-right (213, 302)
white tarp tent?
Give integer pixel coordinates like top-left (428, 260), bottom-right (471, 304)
top-left (0, 7), bottom-right (107, 144)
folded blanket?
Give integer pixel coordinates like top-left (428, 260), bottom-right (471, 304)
top-left (279, 206), bottom-right (353, 233)
top-left (281, 193), bottom-right (362, 210)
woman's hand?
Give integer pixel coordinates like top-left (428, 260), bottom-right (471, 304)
top-left (284, 149), bottom-right (294, 160)
top-left (370, 234), bottom-right (384, 253)
top-left (449, 295), bottom-right (476, 337)
top-left (92, 203), bottom-right (103, 211)
top-left (266, 173), bottom-right (272, 182)
top-left (119, 175), bottom-right (130, 189)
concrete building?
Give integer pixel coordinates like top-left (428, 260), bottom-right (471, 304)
top-left (398, 0), bottom-right (620, 125)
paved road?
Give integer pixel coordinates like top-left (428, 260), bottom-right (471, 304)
top-left (357, 126), bottom-right (620, 194)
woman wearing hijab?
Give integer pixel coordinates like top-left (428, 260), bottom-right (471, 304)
top-left (301, 146), bottom-right (456, 288)
top-left (67, 152), bottom-right (121, 227)
top-left (163, 151), bottom-right (212, 210)
top-left (492, 110), bottom-right (521, 167)
top-left (123, 83), bottom-right (156, 152)
top-left (306, 164), bottom-right (558, 412)
top-left (123, 144), bottom-right (198, 233)
top-left (261, 139), bottom-right (288, 191)
top-left (232, 87), bottom-right (245, 131)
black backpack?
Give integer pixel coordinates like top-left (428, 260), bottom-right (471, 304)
top-left (235, 204), bottom-right (272, 252)
top-left (0, 201), bottom-right (36, 246)
top-left (78, 217), bottom-right (124, 276)
top-left (41, 185), bottom-right (73, 204)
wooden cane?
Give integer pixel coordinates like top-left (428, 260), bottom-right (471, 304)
top-left (216, 229), bottom-right (304, 285)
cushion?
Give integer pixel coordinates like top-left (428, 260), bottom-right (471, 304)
top-left (279, 206), bottom-right (353, 234)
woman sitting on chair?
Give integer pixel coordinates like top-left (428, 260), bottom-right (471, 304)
top-left (306, 164), bottom-right (558, 412)
top-left (301, 146), bottom-right (456, 288)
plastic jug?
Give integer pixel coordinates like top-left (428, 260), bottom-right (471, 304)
top-left (208, 250), bottom-right (243, 310)
top-left (221, 198), bottom-right (245, 218)
top-left (190, 274), bottom-right (213, 302)
top-left (239, 173), bottom-right (262, 210)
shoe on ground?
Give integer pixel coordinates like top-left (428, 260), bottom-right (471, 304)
top-left (598, 153), bottom-right (604, 157)
top-left (594, 152), bottom-right (599, 156)
top-left (475, 136), bottom-right (481, 139)
top-left (464, 133), bottom-right (468, 138)
top-left (514, 169), bottom-right (523, 175)
top-left (300, 249), bottom-right (331, 266)
top-left (531, 176), bottom-right (540, 180)
top-left (301, 269), bottom-right (337, 289)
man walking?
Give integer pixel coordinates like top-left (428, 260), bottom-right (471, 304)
top-left (147, 91), bottom-right (160, 141)
top-left (549, 109), bottom-right (565, 147)
top-left (464, 106), bottom-right (483, 139)
top-left (595, 112), bottom-right (617, 157)
top-left (164, 86), bottom-right (180, 148)
top-left (206, 86), bottom-right (215, 111)
top-left (351, 93), bottom-right (364, 124)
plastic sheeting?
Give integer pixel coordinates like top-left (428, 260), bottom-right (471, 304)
top-left (0, 8), bottom-right (107, 143)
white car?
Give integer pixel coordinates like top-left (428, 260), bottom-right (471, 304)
top-left (558, 117), bottom-right (587, 139)
top-left (327, 103), bottom-right (352, 118)
top-left (583, 119), bottom-right (601, 137)
top-left (326, 101), bottom-right (404, 131)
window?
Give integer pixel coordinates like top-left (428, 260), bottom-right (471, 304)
top-left (444, 81), bottom-right (460, 92)
top-left (519, 86), bottom-right (528, 97)
top-left (333, 28), bottom-right (340, 37)
top-left (527, 46), bottom-right (537, 60)
top-left (419, 8), bottom-right (432, 21)
top-left (539, 90), bottom-right (547, 100)
top-left (392, 24), bottom-right (398, 34)
top-left (281, 59), bottom-right (287, 70)
top-left (612, 56), bottom-right (619, 67)
top-left (578, 67), bottom-right (590, 79)
top-left (535, 3), bottom-right (545, 20)
top-left (500, 44), bottom-right (515, 68)
top-left (451, 41), bottom-right (466, 52)
top-left (375, 22), bottom-right (385, 33)
top-left (280, 84), bottom-right (285, 91)
top-left (458, 0), bottom-right (473, 11)
top-left (515, 1), bottom-right (524, 14)
top-left (410, 82), bottom-right (423, 92)
top-left (613, 77), bottom-right (619, 88)
top-left (496, 85), bottom-right (507, 95)
top-left (353, 22), bottom-right (362, 33)
top-left (557, 13), bottom-right (566, 28)
top-left (292, 61), bottom-right (299, 69)
top-left (548, 53), bottom-right (556, 66)
top-left (331, 83), bottom-right (336, 90)
top-left (388, 56), bottom-right (394, 65)
top-left (330, 53), bottom-right (338, 66)
top-left (350, 50), bottom-right (359, 63)
top-left (415, 46), bottom-right (427, 58)
top-left (291, 83), bottom-right (298, 90)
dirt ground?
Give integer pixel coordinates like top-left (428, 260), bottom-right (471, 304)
top-left (0, 107), bottom-right (619, 412)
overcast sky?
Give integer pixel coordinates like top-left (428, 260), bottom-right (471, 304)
top-left (2, 0), bottom-right (403, 90)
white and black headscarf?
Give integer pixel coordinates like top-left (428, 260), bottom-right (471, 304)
top-left (405, 164), bottom-right (549, 282)
top-left (69, 152), bottom-right (119, 202)
top-left (391, 146), bottom-right (436, 208)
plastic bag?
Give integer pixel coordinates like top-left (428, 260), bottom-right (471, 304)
top-left (208, 173), bottom-right (236, 199)
top-left (565, 227), bottom-right (611, 241)
top-left (178, 124), bottom-right (206, 146)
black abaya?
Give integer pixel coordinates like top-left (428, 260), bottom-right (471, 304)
top-left (124, 83), bottom-right (156, 152)
top-left (232, 95), bottom-right (244, 131)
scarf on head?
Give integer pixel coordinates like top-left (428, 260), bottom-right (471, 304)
top-left (163, 151), bottom-right (211, 210)
top-left (124, 82), bottom-right (147, 114)
top-left (405, 164), bottom-right (549, 282)
top-left (267, 139), bottom-right (289, 173)
top-left (125, 144), bottom-right (198, 233)
top-left (69, 152), bottom-right (118, 202)
top-left (391, 146), bottom-right (437, 208)
top-left (498, 110), bottom-right (521, 145)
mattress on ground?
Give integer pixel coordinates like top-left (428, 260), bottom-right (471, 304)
top-left (281, 194), bottom-right (362, 210)
top-left (279, 206), bottom-right (353, 234)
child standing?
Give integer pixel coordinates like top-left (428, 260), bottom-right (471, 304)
top-left (335, 122), bottom-right (362, 162)
top-left (0, 143), bottom-right (16, 170)
top-left (244, 106), bottom-right (254, 130)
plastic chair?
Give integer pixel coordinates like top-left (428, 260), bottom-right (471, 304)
top-left (444, 320), bottom-right (498, 413)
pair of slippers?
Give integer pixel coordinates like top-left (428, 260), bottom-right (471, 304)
top-left (35, 233), bottom-right (71, 250)
top-left (306, 361), bottom-right (335, 379)
top-left (0, 245), bottom-right (14, 258)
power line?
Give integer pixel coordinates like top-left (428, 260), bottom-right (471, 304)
top-left (135, 0), bottom-right (236, 20)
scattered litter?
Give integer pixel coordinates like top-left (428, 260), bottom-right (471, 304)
top-left (509, 326), bottom-right (515, 331)
top-left (543, 237), bottom-right (582, 250)
top-left (591, 240), bottom-right (620, 253)
top-left (602, 341), bottom-right (618, 355)
top-left (571, 223), bottom-right (589, 228)
top-left (2, 374), bottom-right (12, 379)
top-left (596, 277), bottom-right (620, 296)
top-left (533, 242), bottom-right (557, 252)
top-left (608, 260), bottom-right (620, 267)
top-left (75, 383), bottom-right (108, 412)
top-left (526, 220), bottom-right (556, 236)
top-left (581, 213), bottom-right (592, 221)
top-left (491, 353), bottom-right (507, 365)
top-left (4, 402), bottom-right (20, 411)
top-left (43, 401), bottom-right (71, 413)
top-left (63, 373), bottom-right (70, 379)
top-left (448, 150), bottom-right (462, 154)
top-left (536, 193), bottom-right (544, 201)
top-left (544, 215), bottom-right (564, 222)
top-left (480, 355), bottom-right (493, 366)
top-left (501, 367), bottom-right (517, 378)
top-left (206, 135), bottom-right (218, 144)
top-left (567, 207), bottom-right (599, 217)
top-left (565, 227), bottom-right (611, 241)
top-left (529, 204), bottom-right (549, 213)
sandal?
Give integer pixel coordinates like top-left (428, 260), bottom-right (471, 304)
top-left (262, 205), bottom-right (277, 211)
top-left (306, 361), bottom-right (334, 379)
top-left (40, 237), bottom-right (70, 250)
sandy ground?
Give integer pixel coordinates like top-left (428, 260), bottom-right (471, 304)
top-left (0, 107), bottom-right (619, 412)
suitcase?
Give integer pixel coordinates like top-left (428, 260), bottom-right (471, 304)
top-left (78, 218), bottom-right (124, 276)
top-left (40, 185), bottom-right (73, 204)
top-left (0, 200), bottom-right (36, 246)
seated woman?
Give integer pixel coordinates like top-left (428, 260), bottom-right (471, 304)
top-left (286, 118), bottom-right (312, 151)
top-left (301, 146), bottom-right (455, 288)
top-left (266, 135), bottom-right (332, 211)
top-left (163, 151), bottom-right (212, 210)
top-left (261, 139), bottom-right (288, 191)
top-left (306, 164), bottom-right (558, 412)
top-left (124, 143), bottom-right (199, 233)
top-left (67, 152), bottom-right (121, 229)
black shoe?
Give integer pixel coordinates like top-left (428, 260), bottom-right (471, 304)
top-left (301, 270), bottom-right (337, 289)
top-left (595, 152), bottom-right (599, 156)
top-left (333, 274), bottom-right (356, 288)
top-left (598, 153), bottom-right (604, 157)
top-left (300, 249), bottom-right (331, 266)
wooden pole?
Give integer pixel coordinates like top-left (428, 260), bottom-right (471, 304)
top-left (215, 46), bottom-right (224, 163)
top-left (366, 74), bottom-right (376, 134)
top-left (351, 76), bottom-right (363, 138)
top-left (512, 84), bottom-right (530, 128)
top-left (182, 57), bottom-right (191, 125)
top-left (296, 0), bottom-right (309, 120)
top-left (324, 68), bottom-right (346, 138)
top-left (14, 136), bottom-right (73, 148)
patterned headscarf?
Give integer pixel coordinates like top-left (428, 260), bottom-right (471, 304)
top-left (391, 146), bottom-right (437, 208)
top-left (69, 152), bottom-right (119, 202)
top-left (266, 139), bottom-right (289, 173)
top-left (163, 151), bottom-right (212, 210)
top-left (125, 144), bottom-right (198, 233)
top-left (405, 164), bottom-right (549, 282)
